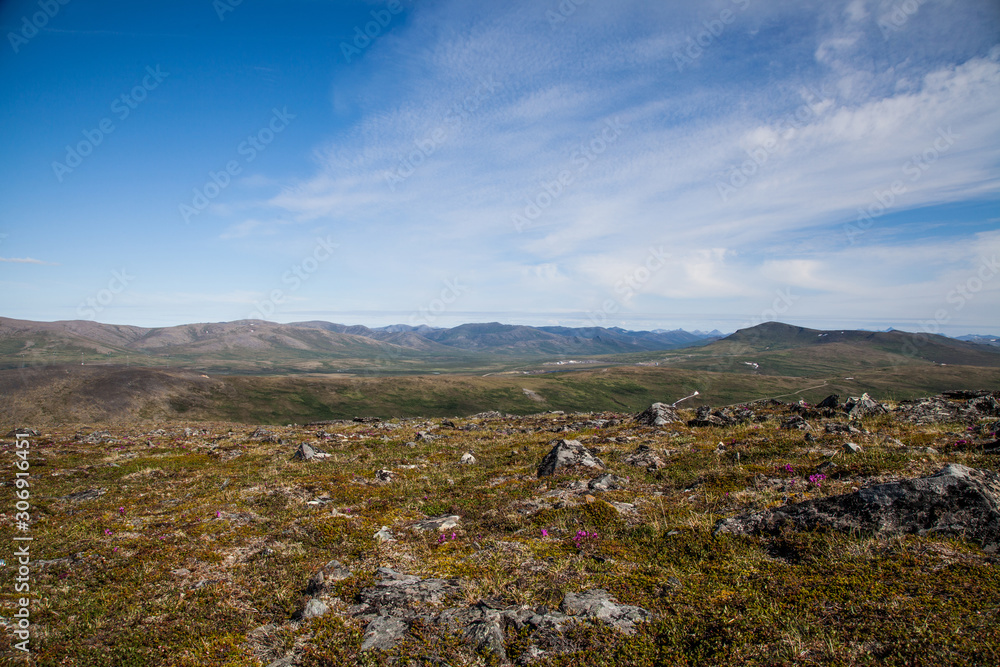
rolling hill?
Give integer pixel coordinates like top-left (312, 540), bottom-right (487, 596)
top-left (0, 317), bottom-right (719, 373)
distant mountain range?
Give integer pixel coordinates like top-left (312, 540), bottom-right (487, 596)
top-left (956, 334), bottom-right (1000, 347)
top-left (0, 317), bottom-right (721, 372)
top-left (2, 317), bottom-right (997, 375)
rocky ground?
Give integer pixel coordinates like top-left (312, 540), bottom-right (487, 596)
top-left (1, 391), bottom-right (998, 666)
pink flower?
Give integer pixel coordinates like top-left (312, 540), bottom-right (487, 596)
top-left (541, 529), bottom-right (549, 537)
top-left (216, 511), bottom-right (221, 518)
top-left (104, 528), bottom-right (112, 536)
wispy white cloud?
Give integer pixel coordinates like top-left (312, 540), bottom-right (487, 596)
top-left (0, 257), bottom-right (59, 265)
top-left (208, 0), bottom-right (1000, 331)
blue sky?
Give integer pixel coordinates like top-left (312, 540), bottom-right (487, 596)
top-left (1, 0), bottom-right (998, 334)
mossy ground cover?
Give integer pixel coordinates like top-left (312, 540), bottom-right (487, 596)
top-left (1, 403), bottom-right (997, 665)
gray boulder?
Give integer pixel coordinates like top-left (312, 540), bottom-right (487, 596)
top-left (634, 402), bottom-right (681, 427)
top-left (588, 474), bottom-right (627, 492)
top-left (299, 598), bottom-right (329, 620)
top-left (816, 394), bottom-right (840, 409)
top-left (845, 393), bottom-right (887, 419)
top-left (293, 443), bottom-right (316, 460)
top-left (345, 567), bottom-right (651, 661)
top-left (412, 515), bottom-right (461, 532)
top-left (714, 464), bottom-right (1000, 551)
top-left (624, 444), bottom-right (666, 470)
top-left (537, 439), bottom-right (604, 477)
top-left (561, 589), bottom-right (651, 634)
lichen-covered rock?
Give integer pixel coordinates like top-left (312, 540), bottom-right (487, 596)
top-left (714, 464), bottom-right (1000, 552)
top-left (293, 443), bottom-right (316, 460)
top-left (845, 393), bottom-right (887, 419)
top-left (537, 439), bottom-right (604, 477)
top-left (624, 444), bottom-right (666, 470)
top-left (587, 473), bottom-right (626, 492)
top-left (816, 394), bottom-right (840, 409)
top-left (687, 406), bottom-right (738, 427)
top-left (560, 589), bottom-right (651, 634)
top-left (634, 402), bottom-right (681, 426)
top-left (895, 392), bottom-right (1000, 424)
top-left (347, 568), bottom-right (652, 661)
top-left (412, 514), bottom-right (461, 532)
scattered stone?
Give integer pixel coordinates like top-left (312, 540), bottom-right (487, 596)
top-left (843, 442), bottom-right (863, 454)
top-left (588, 474), bottom-right (626, 492)
top-left (584, 494), bottom-right (597, 504)
top-left (687, 406), bottom-right (733, 427)
top-left (375, 469), bottom-right (394, 483)
top-left (460, 452), bottom-right (477, 465)
top-left (293, 443), bottom-right (316, 460)
top-left (8, 428), bottom-right (41, 437)
top-left (714, 464), bottom-right (1000, 551)
top-left (412, 515), bottom-right (461, 532)
top-left (249, 427), bottom-right (283, 443)
top-left (340, 568), bottom-right (651, 660)
top-left (816, 394), bottom-right (840, 409)
top-left (895, 392), bottom-right (1000, 424)
top-left (845, 393), bottom-right (887, 419)
top-left (609, 501), bottom-right (636, 515)
top-left (781, 415), bottom-right (812, 431)
top-left (537, 439), bottom-right (605, 477)
top-left (634, 402), bottom-right (681, 427)
top-left (623, 444), bottom-right (666, 470)
top-left (561, 589), bottom-right (651, 634)
top-left (825, 422), bottom-right (862, 435)
top-left (78, 431), bottom-right (115, 444)
top-left (299, 598), bottom-right (329, 620)
top-left (62, 488), bottom-right (105, 503)
top-left (374, 526), bottom-right (395, 543)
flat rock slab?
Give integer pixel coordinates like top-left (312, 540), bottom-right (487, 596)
top-left (331, 568), bottom-right (651, 662)
top-left (561, 589), bottom-right (650, 634)
top-left (714, 464), bottom-right (1000, 552)
top-left (412, 515), bottom-right (462, 532)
